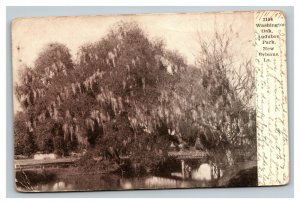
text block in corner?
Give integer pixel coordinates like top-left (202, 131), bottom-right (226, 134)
top-left (255, 10), bottom-right (289, 186)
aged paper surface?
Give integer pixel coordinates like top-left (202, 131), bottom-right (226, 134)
top-left (255, 11), bottom-right (289, 186)
top-left (12, 11), bottom-right (289, 192)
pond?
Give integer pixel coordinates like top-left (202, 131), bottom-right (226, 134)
top-left (16, 163), bottom-right (218, 192)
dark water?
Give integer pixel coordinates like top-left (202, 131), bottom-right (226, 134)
top-left (16, 163), bottom-right (217, 192)
top-left (16, 162), bottom-right (258, 191)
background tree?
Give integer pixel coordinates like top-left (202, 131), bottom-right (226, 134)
top-left (14, 112), bottom-right (35, 156)
top-left (193, 29), bottom-right (256, 165)
top-left (15, 43), bottom-right (77, 155)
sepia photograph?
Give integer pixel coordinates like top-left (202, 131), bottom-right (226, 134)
top-left (12, 12), bottom-right (258, 192)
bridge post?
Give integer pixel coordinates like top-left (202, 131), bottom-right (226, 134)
top-left (181, 159), bottom-right (185, 179)
top-left (210, 161), bottom-right (214, 181)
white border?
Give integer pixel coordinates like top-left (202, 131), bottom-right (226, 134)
top-left (1, 1), bottom-right (7, 200)
top-left (2, 0), bottom-right (296, 6)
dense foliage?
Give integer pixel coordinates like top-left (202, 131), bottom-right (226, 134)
top-left (14, 22), bottom-right (256, 171)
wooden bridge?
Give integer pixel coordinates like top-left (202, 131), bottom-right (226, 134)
top-left (15, 150), bottom-right (210, 172)
top-left (14, 158), bottom-right (79, 170)
top-left (167, 150), bottom-right (209, 160)
top-left (167, 150), bottom-right (211, 179)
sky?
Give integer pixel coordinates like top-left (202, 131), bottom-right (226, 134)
top-left (12, 11), bottom-right (254, 113)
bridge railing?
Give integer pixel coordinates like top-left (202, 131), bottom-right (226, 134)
top-left (167, 150), bottom-right (209, 159)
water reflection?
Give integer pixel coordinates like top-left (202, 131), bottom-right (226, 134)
top-left (120, 180), bottom-right (133, 189)
top-left (19, 163), bottom-right (218, 191)
top-left (192, 163), bottom-right (211, 180)
top-left (39, 181), bottom-right (74, 192)
top-left (191, 163), bottom-right (223, 180)
top-left (145, 176), bottom-right (181, 188)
